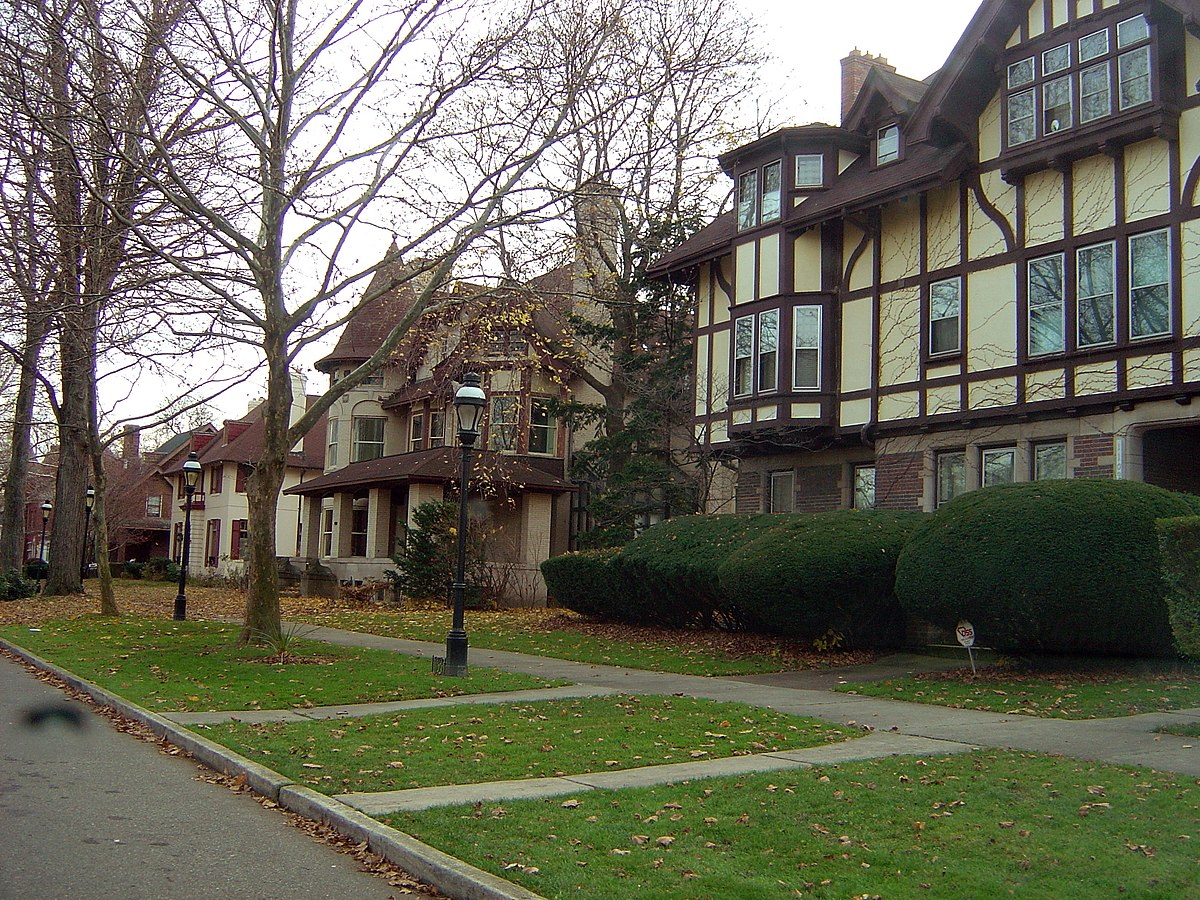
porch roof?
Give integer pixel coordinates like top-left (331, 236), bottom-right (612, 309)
top-left (286, 447), bottom-right (574, 497)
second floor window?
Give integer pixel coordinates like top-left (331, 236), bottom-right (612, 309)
top-left (146, 495), bottom-right (163, 517)
top-left (757, 310), bottom-right (778, 393)
top-left (326, 418), bottom-right (339, 466)
top-left (529, 398), bottom-right (557, 455)
top-left (793, 306), bottom-right (821, 391)
top-left (430, 410), bottom-right (445, 448)
top-left (929, 278), bottom-right (961, 356)
top-left (489, 397), bottom-right (519, 451)
top-left (352, 416), bottom-right (386, 462)
top-left (209, 465), bottom-right (223, 494)
top-left (410, 414), bottom-right (424, 452)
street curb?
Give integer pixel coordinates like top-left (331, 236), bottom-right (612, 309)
top-left (0, 637), bottom-right (544, 900)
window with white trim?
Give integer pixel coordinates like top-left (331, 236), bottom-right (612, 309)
top-left (326, 418), bottom-right (339, 467)
top-left (429, 409), bottom-right (445, 448)
top-left (1028, 253), bottom-right (1065, 356)
top-left (146, 495), bottom-right (163, 518)
top-left (529, 397), bottom-right (557, 455)
top-left (321, 508), bottom-right (334, 557)
top-left (761, 160), bottom-right (782, 224)
top-left (795, 154), bottom-right (823, 187)
top-left (737, 160), bottom-right (783, 231)
top-left (792, 306), bottom-right (821, 390)
top-left (757, 310), bottom-right (778, 393)
top-left (982, 447), bottom-right (1017, 487)
top-left (409, 413), bottom-right (424, 452)
top-left (1130, 229), bottom-right (1170, 339)
top-left (876, 124), bottom-right (899, 165)
top-left (767, 470), bottom-right (794, 513)
top-left (351, 416), bottom-right (386, 462)
top-left (929, 278), bottom-right (961, 356)
top-left (734, 316), bottom-right (754, 397)
top-left (737, 170), bottom-right (758, 231)
top-left (1077, 241), bottom-right (1115, 347)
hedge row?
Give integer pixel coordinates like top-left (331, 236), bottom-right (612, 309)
top-left (543, 479), bottom-right (1200, 658)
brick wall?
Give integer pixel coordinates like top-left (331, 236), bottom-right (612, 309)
top-left (875, 451), bottom-right (923, 510)
top-left (1072, 434), bottom-right (1114, 479)
top-left (735, 468), bottom-right (762, 513)
top-left (796, 465), bottom-right (842, 512)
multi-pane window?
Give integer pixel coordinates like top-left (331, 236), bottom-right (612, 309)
top-left (430, 410), bottom-right (445, 448)
top-left (757, 310), bottom-right (778, 393)
top-left (1130, 229), bottom-right (1170, 338)
top-left (929, 278), bottom-right (961, 355)
top-left (1005, 14), bottom-right (1152, 149)
top-left (352, 416), bottom-right (386, 462)
top-left (146, 495), bottom-right (163, 517)
top-left (737, 170), bottom-right (758, 230)
top-left (326, 418), bottom-right (339, 466)
top-left (767, 470), bottom-right (794, 513)
top-left (853, 465), bottom-right (876, 510)
top-left (489, 396), bottom-right (519, 451)
top-left (1028, 254), bottom-right (1065, 356)
top-left (795, 154), bottom-right (823, 187)
top-left (876, 124), bottom-right (899, 165)
top-left (1077, 242), bottom-right (1115, 347)
top-left (982, 447), bottom-right (1017, 487)
top-left (410, 413), bottom-right (424, 452)
top-left (321, 508), bottom-right (334, 557)
top-left (734, 316), bottom-right (754, 397)
top-left (1034, 442), bottom-right (1068, 481)
top-left (793, 306), bottom-right (821, 390)
top-left (529, 398), bottom-right (557, 455)
top-left (936, 451), bottom-right (965, 507)
top-left (737, 161), bottom-right (782, 230)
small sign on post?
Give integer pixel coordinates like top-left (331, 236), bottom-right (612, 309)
top-left (955, 620), bottom-right (977, 675)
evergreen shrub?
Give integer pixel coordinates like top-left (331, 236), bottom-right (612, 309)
top-left (614, 514), bottom-right (783, 628)
top-left (717, 510), bottom-right (925, 647)
top-left (0, 569), bottom-right (37, 600)
top-left (540, 548), bottom-right (625, 618)
top-left (387, 500), bottom-right (489, 607)
top-left (895, 480), bottom-right (1200, 656)
top-left (142, 557), bottom-right (180, 582)
top-left (1157, 516), bottom-right (1200, 660)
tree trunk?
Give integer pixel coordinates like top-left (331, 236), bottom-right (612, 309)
top-left (0, 315), bottom-right (49, 571)
top-left (44, 322), bottom-right (90, 595)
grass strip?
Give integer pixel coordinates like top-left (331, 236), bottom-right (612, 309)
top-left (837, 669), bottom-right (1200, 719)
top-left (385, 751), bottom-right (1200, 899)
top-left (193, 694), bottom-right (852, 794)
top-left (291, 608), bottom-right (813, 675)
top-left (0, 617), bottom-right (558, 712)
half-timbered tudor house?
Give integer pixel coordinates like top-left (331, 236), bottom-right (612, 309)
top-left (651, 0), bottom-right (1200, 513)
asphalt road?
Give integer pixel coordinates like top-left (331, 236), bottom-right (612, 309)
top-left (0, 655), bottom-right (401, 900)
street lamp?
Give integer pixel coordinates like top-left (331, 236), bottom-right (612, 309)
top-left (174, 452), bottom-right (202, 621)
top-left (38, 500), bottom-right (52, 591)
top-left (442, 372), bottom-right (486, 677)
top-left (80, 485), bottom-right (95, 582)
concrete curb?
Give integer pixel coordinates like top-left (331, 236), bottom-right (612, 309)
top-left (0, 637), bottom-right (544, 900)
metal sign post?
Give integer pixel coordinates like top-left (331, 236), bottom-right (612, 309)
top-left (955, 620), bottom-right (977, 675)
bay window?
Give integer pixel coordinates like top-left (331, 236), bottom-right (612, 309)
top-left (734, 316), bottom-right (754, 397)
top-left (737, 160), bottom-right (783, 231)
top-left (737, 170), bottom-right (758, 230)
top-left (793, 306), bottom-right (821, 390)
top-left (489, 396), bottom-right (519, 451)
top-left (757, 310), bottom-right (778, 393)
top-left (761, 160), bottom-right (782, 224)
top-left (529, 398), bottom-right (557, 455)
top-left (352, 416), bottom-right (386, 462)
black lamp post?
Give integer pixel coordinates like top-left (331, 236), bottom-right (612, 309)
top-left (174, 452), bottom-right (202, 621)
top-left (80, 485), bottom-right (95, 582)
top-left (38, 499), bottom-right (52, 591)
top-left (442, 373), bottom-right (486, 677)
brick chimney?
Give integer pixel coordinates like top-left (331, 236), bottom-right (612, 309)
top-left (121, 425), bottom-right (140, 469)
top-left (841, 49), bottom-right (897, 124)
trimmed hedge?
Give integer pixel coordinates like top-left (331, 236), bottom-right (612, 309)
top-left (896, 480), bottom-right (1200, 657)
top-left (541, 548), bottom-right (625, 619)
top-left (1157, 517), bottom-right (1200, 661)
top-left (716, 510), bottom-right (925, 648)
top-left (614, 514), bottom-right (784, 628)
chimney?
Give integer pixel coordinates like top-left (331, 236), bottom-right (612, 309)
top-left (121, 425), bottom-right (140, 469)
top-left (841, 49), bottom-right (897, 124)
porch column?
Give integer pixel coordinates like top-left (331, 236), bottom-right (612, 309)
top-left (302, 496), bottom-right (322, 558)
top-left (331, 493), bottom-right (354, 558)
top-left (367, 487), bottom-right (392, 559)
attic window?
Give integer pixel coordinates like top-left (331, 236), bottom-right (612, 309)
top-left (876, 125), bottom-right (899, 165)
top-left (795, 154), bottom-right (824, 187)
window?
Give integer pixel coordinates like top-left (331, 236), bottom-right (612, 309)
top-left (795, 154), bottom-right (823, 187)
top-left (430, 410), bottom-right (445, 448)
top-left (761, 160), bottom-right (782, 224)
top-left (529, 398), bottom-right (557, 455)
top-left (410, 413), bottom-right (424, 452)
top-left (982, 447), bottom-right (1017, 487)
top-left (734, 316), bottom-right (754, 397)
top-left (235, 464), bottom-right (250, 493)
top-left (929, 278), bottom-right (961, 356)
top-left (1028, 254), bottom-right (1065, 356)
top-left (326, 418), bottom-right (339, 466)
top-left (737, 170), bottom-right (758, 230)
top-left (488, 329), bottom-right (528, 355)
top-left (1005, 14), bottom-right (1152, 149)
top-left (876, 124), bottom-right (899, 165)
top-left (489, 396), bottom-right (519, 451)
top-left (767, 470), bottom-right (794, 513)
top-left (853, 465), bottom-right (876, 510)
top-left (1034, 442), bottom-right (1068, 480)
top-left (1130, 230), bottom-right (1170, 338)
top-left (231, 519), bottom-right (248, 560)
top-left (209, 465), bottom-right (223, 494)
top-left (204, 519), bottom-right (221, 567)
top-left (793, 306), bottom-right (821, 390)
top-left (757, 310), bottom-right (778, 393)
top-left (350, 499), bottom-right (368, 557)
top-left (173, 522), bottom-right (183, 562)
top-left (936, 451), bottom-right (965, 508)
top-left (362, 371), bottom-right (384, 386)
top-left (146, 495), bottom-right (163, 518)
top-left (321, 508), bottom-right (334, 557)
top-left (352, 416), bottom-right (386, 462)
top-left (1077, 242), bottom-right (1115, 347)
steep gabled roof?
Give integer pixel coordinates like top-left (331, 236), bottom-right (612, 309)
top-left (163, 399), bottom-right (326, 474)
top-left (843, 67), bottom-right (932, 134)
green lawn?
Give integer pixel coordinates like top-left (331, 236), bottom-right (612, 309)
top-left (1157, 722), bottom-right (1200, 738)
top-left (289, 607), bottom-right (824, 676)
top-left (195, 694), bottom-right (852, 794)
top-left (386, 751), bottom-right (1200, 899)
top-left (838, 669), bottom-right (1200, 719)
top-left (0, 617), bottom-right (558, 712)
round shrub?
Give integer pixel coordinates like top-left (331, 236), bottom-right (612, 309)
top-left (716, 511), bottom-right (925, 648)
top-left (895, 480), bottom-right (1200, 657)
top-left (540, 548), bottom-right (626, 619)
top-left (615, 514), bottom-right (783, 628)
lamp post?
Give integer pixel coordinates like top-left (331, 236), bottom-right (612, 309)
top-left (38, 500), bottom-right (52, 591)
top-left (442, 373), bottom-right (486, 677)
top-left (174, 452), bottom-right (202, 621)
top-left (80, 485), bottom-right (95, 582)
